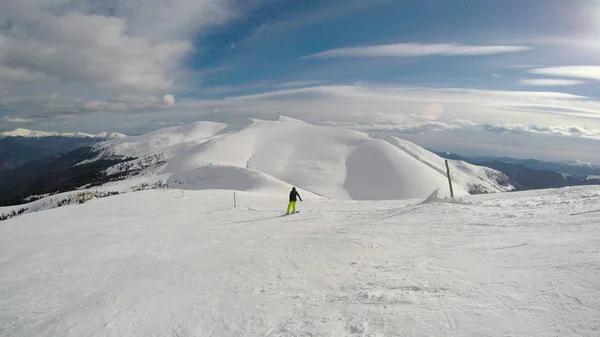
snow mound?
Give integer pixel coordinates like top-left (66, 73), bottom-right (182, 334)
top-left (93, 118), bottom-right (513, 200)
top-left (420, 188), bottom-right (441, 204)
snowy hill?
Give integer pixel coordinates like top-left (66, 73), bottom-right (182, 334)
top-left (91, 118), bottom-right (513, 200)
top-left (1, 186), bottom-right (599, 336)
top-left (0, 128), bottom-right (124, 139)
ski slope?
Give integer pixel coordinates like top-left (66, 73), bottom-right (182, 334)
top-left (1, 186), bottom-right (599, 336)
top-left (92, 117), bottom-right (513, 200)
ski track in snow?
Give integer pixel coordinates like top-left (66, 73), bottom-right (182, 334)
top-left (1, 186), bottom-right (600, 336)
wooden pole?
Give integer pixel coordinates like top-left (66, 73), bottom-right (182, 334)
top-left (445, 160), bottom-right (454, 199)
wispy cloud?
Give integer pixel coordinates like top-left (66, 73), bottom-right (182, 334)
top-left (275, 80), bottom-right (329, 88)
top-left (519, 79), bottom-right (585, 86)
top-left (245, 0), bottom-right (393, 41)
top-left (200, 81), bottom-right (274, 95)
top-left (529, 66), bottom-right (600, 81)
top-left (1, 116), bottom-right (34, 123)
top-left (197, 65), bottom-right (235, 76)
top-left (520, 37), bottom-right (600, 51)
top-left (302, 43), bottom-right (532, 59)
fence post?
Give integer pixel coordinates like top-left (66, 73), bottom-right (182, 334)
top-left (445, 160), bottom-right (454, 199)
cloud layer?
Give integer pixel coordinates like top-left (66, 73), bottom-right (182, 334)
top-left (0, 0), bottom-right (237, 105)
top-left (1, 116), bottom-right (34, 123)
top-left (3, 83), bottom-right (600, 161)
top-left (519, 79), bottom-right (584, 86)
top-left (336, 119), bottom-right (600, 140)
top-left (303, 43), bottom-right (531, 59)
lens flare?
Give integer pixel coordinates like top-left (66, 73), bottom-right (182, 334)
top-left (422, 103), bottom-right (444, 120)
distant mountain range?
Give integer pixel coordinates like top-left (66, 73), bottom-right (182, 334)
top-left (432, 151), bottom-right (600, 190)
top-left (2, 124), bottom-right (600, 207)
top-left (0, 118), bottom-right (514, 206)
top-left (0, 128), bottom-right (124, 171)
top-left (0, 128), bottom-right (124, 139)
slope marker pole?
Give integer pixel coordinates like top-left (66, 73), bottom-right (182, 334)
top-left (234, 192), bottom-right (237, 208)
top-left (445, 160), bottom-right (454, 199)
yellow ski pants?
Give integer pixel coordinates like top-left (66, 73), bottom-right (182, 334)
top-left (287, 201), bottom-right (296, 213)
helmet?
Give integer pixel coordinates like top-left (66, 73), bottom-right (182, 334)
top-left (292, 186), bottom-right (296, 190)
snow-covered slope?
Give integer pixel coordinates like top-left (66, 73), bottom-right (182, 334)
top-left (0, 128), bottom-right (124, 139)
top-left (382, 136), bottom-right (513, 194)
top-left (1, 186), bottom-right (599, 336)
top-left (93, 118), bottom-right (513, 200)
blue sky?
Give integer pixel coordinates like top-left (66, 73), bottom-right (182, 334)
top-left (190, 0), bottom-right (598, 97)
top-left (1, 0), bottom-right (600, 162)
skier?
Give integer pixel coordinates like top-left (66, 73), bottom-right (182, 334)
top-left (286, 186), bottom-right (302, 214)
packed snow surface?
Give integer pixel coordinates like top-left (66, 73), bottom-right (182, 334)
top-left (95, 118), bottom-right (512, 200)
top-left (1, 186), bottom-right (599, 336)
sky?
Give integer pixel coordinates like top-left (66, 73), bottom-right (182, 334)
top-left (1, 0), bottom-right (600, 162)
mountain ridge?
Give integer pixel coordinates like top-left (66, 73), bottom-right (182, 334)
top-left (0, 128), bottom-right (125, 139)
top-left (0, 118), bottom-right (514, 207)
top-left (90, 118), bottom-right (514, 200)
top-left (432, 150), bottom-right (600, 190)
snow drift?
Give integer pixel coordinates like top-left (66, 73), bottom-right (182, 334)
top-left (93, 118), bottom-right (513, 200)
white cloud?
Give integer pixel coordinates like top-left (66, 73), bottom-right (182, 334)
top-left (528, 66), bottom-right (600, 81)
top-left (163, 94), bottom-right (176, 106)
top-left (468, 122), bottom-right (600, 139)
top-left (1, 116), bottom-right (34, 123)
top-left (519, 79), bottom-right (585, 86)
top-left (0, 0), bottom-right (239, 110)
top-left (302, 43), bottom-right (531, 59)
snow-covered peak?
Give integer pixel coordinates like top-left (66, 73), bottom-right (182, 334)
top-left (277, 116), bottom-right (308, 124)
top-left (0, 128), bottom-right (124, 139)
top-left (1, 128), bottom-right (58, 138)
top-left (93, 117), bottom-right (514, 200)
top-left (559, 160), bottom-right (600, 168)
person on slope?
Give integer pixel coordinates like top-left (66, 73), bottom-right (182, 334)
top-left (287, 187), bottom-right (302, 214)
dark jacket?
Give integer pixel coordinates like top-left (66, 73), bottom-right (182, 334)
top-left (289, 189), bottom-right (302, 202)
